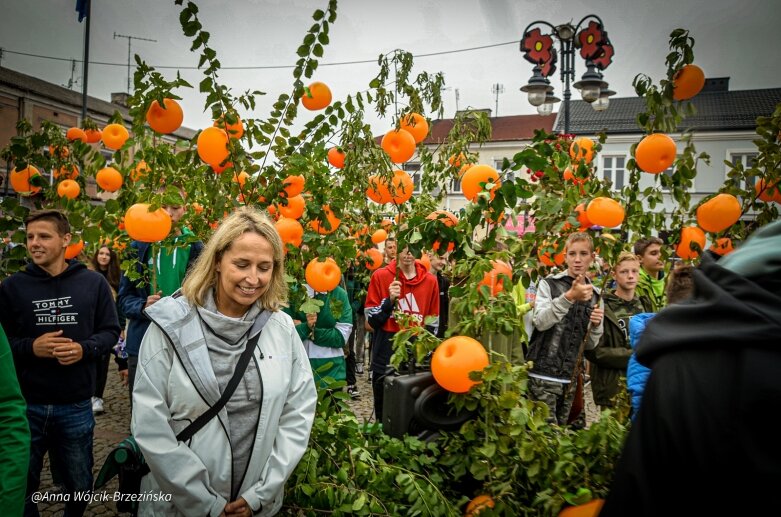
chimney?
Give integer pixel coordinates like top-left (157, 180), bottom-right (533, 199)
top-left (111, 92), bottom-right (131, 108)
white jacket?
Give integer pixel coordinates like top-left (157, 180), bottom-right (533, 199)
top-left (131, 295), bottom-right (317, 516)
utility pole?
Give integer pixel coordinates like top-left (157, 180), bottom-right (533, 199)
top-left (113, 32), bottom-right (157, 92)
top-left (491, 83), bottom-right (504, 117)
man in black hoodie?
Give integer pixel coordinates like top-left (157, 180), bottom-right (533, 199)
top-left (0, 209), bottom-right (120, 517)
top-left (601, 220), bottom-right (781, 516)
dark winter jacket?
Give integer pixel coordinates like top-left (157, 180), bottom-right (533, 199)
top-left (435, 271), bottom-right (450, 339)
top-left (602, 220), bottom-right (781, 516)
top-left (118, 237), bottom-right (202, 357)
top-left (0, 260), bottom-right (120, 404)
top-left (584, 292), bottom-right (650, 407)
top-left (527, 272), bottom-right (603, 381)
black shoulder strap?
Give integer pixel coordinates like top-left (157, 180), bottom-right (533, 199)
top-left (176, 310), bottom-right (271, 443)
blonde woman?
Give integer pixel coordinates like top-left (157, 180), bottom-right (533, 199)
top-left (132, 207), bottom-right (317, 516)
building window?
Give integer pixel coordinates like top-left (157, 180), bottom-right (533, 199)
top-left (602, 156), bottom-right (626, 190)
top-left (494, 159), bottom-right (514, 182)
top-left (451, 176), bottom-right (461, 193)
top-left (403, 162), bottom-right (422, 193)
top-left (729, 152), bottom-right (758, 190)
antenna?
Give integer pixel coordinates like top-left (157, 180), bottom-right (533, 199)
top-left (491, 83), bottom-right (505, 117)
top-left (65, 59), bottom-right (80, 90)
top-left (113, 32), bottom-right (157, 93)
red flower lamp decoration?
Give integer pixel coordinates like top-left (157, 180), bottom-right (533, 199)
top-left (593, 40), bottom-right (615, 70)
top-left (578, 21), bottom-right (606, 61)
top-left (521, 28), bottom-right (554, 66)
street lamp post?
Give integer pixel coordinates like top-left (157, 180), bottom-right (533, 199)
top-left (519, 16), bottom-right (615, 134)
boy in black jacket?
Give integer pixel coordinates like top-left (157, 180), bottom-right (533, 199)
top-left (0, 209), bottom-right (120, 516)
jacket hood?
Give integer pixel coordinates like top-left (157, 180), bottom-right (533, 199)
top-left (637, 254), bottom-right (781, 367)
top-left (24, 259), bottom-right (87, 278)
top-left (385, 259), bottom-right (432, 286)
top-left (629, 312), bottom-right (655, 351)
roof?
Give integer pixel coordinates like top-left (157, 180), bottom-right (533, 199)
top-left (554, 87), bottom-right (781, 135)
top-left (423, 113), bottom-right (557, 144)
top-left (0, 66), bottom-right (197, 139)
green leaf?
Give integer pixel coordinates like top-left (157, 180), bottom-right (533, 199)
top-left (352, 495), bottom-right (366, 511)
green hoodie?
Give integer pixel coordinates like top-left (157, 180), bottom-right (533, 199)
top-left (636, 268), bottom-right (666, 312)
top-left (0, 323), bottom-right (29, 516)
top-left (148, 227), bottom-right (196, 296)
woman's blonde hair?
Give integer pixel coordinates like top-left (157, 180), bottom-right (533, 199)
top-left (181, 206), bottom-right (287, 311)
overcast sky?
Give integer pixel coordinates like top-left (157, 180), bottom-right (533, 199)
top-left (1, 0), bottom-right (780, 134)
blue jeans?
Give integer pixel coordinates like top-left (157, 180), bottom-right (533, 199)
top-left (25, 400), bottom-right (95, 517)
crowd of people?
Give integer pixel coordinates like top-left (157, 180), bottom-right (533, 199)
top-left (1, 203), bottom-right (779, 515)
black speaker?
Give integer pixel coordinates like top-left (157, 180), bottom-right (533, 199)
top-left (382, 371), bottom-right (476, 439)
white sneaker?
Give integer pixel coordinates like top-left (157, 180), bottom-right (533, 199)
top-left (92, 397), bottom-right (104, 414)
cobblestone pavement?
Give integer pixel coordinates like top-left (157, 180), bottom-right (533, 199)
top-left (33, 358), bottom-right (597, 516)
top-left (37, 368), bottom-right (129, 516)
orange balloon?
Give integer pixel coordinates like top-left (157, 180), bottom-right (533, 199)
top-left (327, 147), bottom-right (345, 169)
top-left (364, 248), bottom-right (383, 270)
top-left (53, 165), bottom-right (79, 180)
top-left (431, 336), bottom-right (489, 393)
top-left (96, 167), bottom-right (123, 192)
top-left (371, 229), bottom-right (388, 244)
top-left (461, 165), bottom-right (500, 202)
top-left (209, 161), bottom-right (232, 175)
top-left (416, 254), bottom-right (431, 271)
top-left (10, 166), bottom-right (42, 195)
top-left (64, 239), bottom-right (84, 260)
top-left (478, 260), bottom-right (512, 296)
top-left (635, 133), bottom-right (676, 174)
top-left (465, 494), bottom-right (495, 517)
top-left (539, 241), bottom-right (565, 267)
top-left (673, 64), bottom-right (705, 101)
top-left (102, 123), bottom-right (130, 150)
top-left (66, 127), bottom-right (87, 143)
top-left (214, 114), bottom-right (244, 139)
top-left (558, 498), bottom-right (604, 517)
top-left (676, 226), bottom-right (706, 260)
top-left (57, 179), bottom-right (80, 199)
top-left (563, 167), bottom-right (587, 185)
top-left (399, 112), bottom-right (429, 143)
top-left (309, 205), bottom-right (341, 234)
top-left (146, 98), bottom-right (184, 134)
top-left (389, 169), bottom-right (414, 204)
top-left (366, 175), bottom-right (392, 204)
top-left (381, 129), bottom-right (416, 163)
top-left (305, 257), bottom-right (341, 292)
top-left (233, 171), bottom-right (250, 189)
top-left (426, 210), bottom-right (458, 227)
top-left (283, 175), bottom-right (305, 197)
top-left (575, 202), bottom-right (592, 230)
top-left (301, 82), bottom-right (332, 111)
top-left (124, 204), bottom-right (172, 243)
top-left (696, 193), bottom-right (741, 233)
top-left (569, 137), bottom-right (595, 163)
top-left (278, 195), bottom-right (306, 219)
top-left (275, 217), bottom-right (304, 249)
top-left (84, 128), bottom-right (102, 144)
top-left (131, 160), bottom-right (150, 182)
top-left (710, 237), bottom-right (734, 256)
top-left (586, 197), bottom-right (625, 228)
top-left (197, 127), bottom-right (230, 166)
